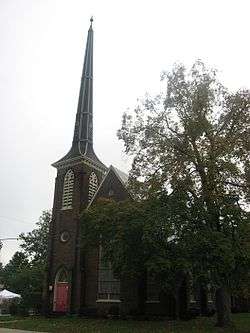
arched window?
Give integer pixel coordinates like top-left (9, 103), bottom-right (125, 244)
top-left (98, 246), bottom-right (120, 300)
top-left (62, 170), bottom-right (74, 209)
top-left (88, 172), bottom-right (98, 202)
top-left (55, 268), bottom-right (68, 283)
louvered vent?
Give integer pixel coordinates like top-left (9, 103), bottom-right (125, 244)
top-left (62, 170), bottom-right (74, 209)
top-left (88, 172), bottom-right (98, 202)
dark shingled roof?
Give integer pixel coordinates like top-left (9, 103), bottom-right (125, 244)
top-left (53, 19), bottom-right (106, 170)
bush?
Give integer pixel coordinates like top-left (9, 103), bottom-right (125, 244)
top-left (9, 303), bottom-right (18, 316)
top-left (17, 300), bottom-right (29, 316)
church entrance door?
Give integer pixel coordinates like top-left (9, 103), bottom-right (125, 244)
top-left (54, 282), bottom-right (69, 312)
top-left (53, 268), bottom-right (69, 312)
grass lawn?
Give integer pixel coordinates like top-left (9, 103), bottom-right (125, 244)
top-left (0, 314), bottom-right (250, 333)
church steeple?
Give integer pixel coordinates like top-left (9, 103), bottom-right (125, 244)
top-left (73, 17), bottom-right (94, 152)
top-left (53, 18), bottom-right (106, 171)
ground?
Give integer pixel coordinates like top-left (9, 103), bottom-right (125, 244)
top-left (0, 314), bottom-right (250, 333)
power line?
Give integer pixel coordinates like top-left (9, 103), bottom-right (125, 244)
top-left (0, 238), bottom-right (18, 241)
top-left (0, 215), bottom-right (34, 226)
top-left (0, 215), bottom-right (27, 223)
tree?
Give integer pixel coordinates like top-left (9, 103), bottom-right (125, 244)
top-left (19, 210), bottom-right (51, 264)
top-left (2, 211), bottom-right (51, 313)
top-left (82, 198), bottom-right (153, 314)
top-left (82, 193), bottom-right (191, 318)
top-left (117, 61), bottom-right (250, 327)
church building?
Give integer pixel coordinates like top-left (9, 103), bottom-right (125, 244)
top-left (45, 18), bottom-right (188, 317)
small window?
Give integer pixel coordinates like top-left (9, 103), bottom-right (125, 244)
top-left (62, 170), bottom-right (74, 209)
top-left (88, 172), bottom-right (98, 202)
top-left (98, 246), bottom-right (120, 300)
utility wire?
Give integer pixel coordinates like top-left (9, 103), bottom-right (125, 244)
top-left (0, 238), bottom-right (19, 241)
top-left (0, 215), bottom-right (35, 226)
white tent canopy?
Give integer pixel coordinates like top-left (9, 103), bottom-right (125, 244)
top-left (0, 289), bottom-right (21, 300)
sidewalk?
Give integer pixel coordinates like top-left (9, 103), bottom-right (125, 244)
top-left (0, 329), bottom-right (47, 333)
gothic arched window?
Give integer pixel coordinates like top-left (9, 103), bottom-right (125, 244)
top-left (88, 172), bottom-right (98, 202)
top-left (62, 169), bottom-right (74, 209)
top-left (55, 268), bottom-right (68, 283)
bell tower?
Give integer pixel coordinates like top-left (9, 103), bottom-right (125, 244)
top-left (46, 18), bottom-right (107, 314)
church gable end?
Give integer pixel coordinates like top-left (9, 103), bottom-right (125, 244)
top-left (88, 166), bottom-right (131, 207)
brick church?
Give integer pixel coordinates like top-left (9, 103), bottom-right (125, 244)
top-left (45, 18), bottom-right (189, 317)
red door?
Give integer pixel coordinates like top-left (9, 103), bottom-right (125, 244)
top-left (54, 283), bottom-right (69, 312)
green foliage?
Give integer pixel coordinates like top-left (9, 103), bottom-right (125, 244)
top-left (117, 61), bottom-right (250, 274)
top-left (2, 251), bottom-right (44, 313)
top-left (19, 210), bottom-right (51, 264)
top-left (1, 211), bottom-right (51, 313)
top-left (82, 193), bottom-right (191, 292)
top-left (117, 61), bottom-right (250, 326)
top-left (118, 61), bottom-right (249, 203)
top-left (82, 198), bottom-right (150, 279)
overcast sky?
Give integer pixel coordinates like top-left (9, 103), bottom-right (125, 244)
top-left (0, 0), bottom-right (250, 265)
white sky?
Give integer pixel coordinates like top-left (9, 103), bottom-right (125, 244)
top-left (0, 0), bottom-right (250, 264)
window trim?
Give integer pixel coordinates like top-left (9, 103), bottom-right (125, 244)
top-left (96, 299), bottom-right (121, 303)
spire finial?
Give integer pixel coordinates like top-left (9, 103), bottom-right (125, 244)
top-left (90, 16), bottom-right (93, 27)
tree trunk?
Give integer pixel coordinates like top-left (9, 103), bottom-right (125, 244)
top-left (137, 271), bottom-right (147, 315)
top-left (215, 287), bottom-right (232, 327)
top-left (174, 294), bottom-right (180, 320)
top-left (200, 286), bottom-right (208, 316)
top-left (179, 280), bottom-right (188, 319)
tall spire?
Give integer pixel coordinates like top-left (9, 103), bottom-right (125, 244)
top-left (73, 17), bottom-right (93, 151)
top-left (53, 18), bottom-right (106, 170)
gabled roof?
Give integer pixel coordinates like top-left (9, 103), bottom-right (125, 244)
top-left (112, 166), bottom-right (129, 185)
top-left (87, 165), bottom-right (130, 208)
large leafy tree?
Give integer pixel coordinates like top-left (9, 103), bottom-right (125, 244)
top-left (117, 61), bottom-right (250, 327)
top-left (82, 193), bottom-right (191, 318)
top-left (82, 198), bottom-right (156, 315)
